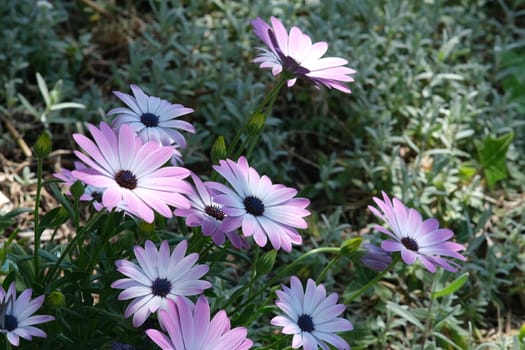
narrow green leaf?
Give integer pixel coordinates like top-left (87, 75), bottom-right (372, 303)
top-left (17, 93), bottom-right (39, 117)
top-left (432, 272), bottom-right (469, 299)
top-left (386, 301), bottom-right (425, 330)
top-left (50, 102), bottom-right (86, 111)
top-left (36, 72), bottom-right (51, 107)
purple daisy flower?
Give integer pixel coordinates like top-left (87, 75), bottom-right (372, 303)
top-left (111, 240), bottom-right (211, 327)
top-left (360, 243), bottom-right (392, 271)
top-left (174, 173), bottom-right (249, 250)
top-left (108, 84), bottom-right (195, 148)
top-left (146, 295), bottom-right (253, 350)
top-left (207, 156), bottom-right (310, 252)
top-left (0, 282), bottom-right (54, 347)
top-left (71, 122), bottom-right (192, 223)
top-left (271, 276), bottom-right (353, 350)
top-left (368, 191), bottom-right (467, 273)
top-left (251, 16), bottom-right (356, 93)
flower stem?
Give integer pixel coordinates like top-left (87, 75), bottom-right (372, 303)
top-left (33, 157), bottom-right (44, 282)
top-left (343, 254), bottom-right (401, 304)
top-left (225, 75), bottom-right (289, 160)
top-left (236, 247), bottom-right (341, 311)
top-left (316, 254), bottom-right (341, 284)
top-left (43, 210), bottom-right (106, 284)
top-left (421, 273), bottom-right (439, 349)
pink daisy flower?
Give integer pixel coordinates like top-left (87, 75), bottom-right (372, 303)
top-left (111, 240), bottom-right (211, 327)
top-left (174, 173), bottom-right (249, 249)
top-left (207, 156), bottom-right (310, 252)
top-left (272, 276), bottom-right (353, 350)
top-left (71, 122), bottom-right (192, 223)
top-left (0, 282), bottom-right (54, 347)
top-left (146, 296), bottom-right (253, 350)
top-left (251, 16), bottom-right (356, 93)
top-left (368, 191), bottom-right (467, 272)
top-left (108, 84), bottom-right (195, 148)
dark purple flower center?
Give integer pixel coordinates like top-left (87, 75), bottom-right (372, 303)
top-left (297, 314), bottom-right (315, 332)
top-left (401, 237), bottom-right (419, 251)
top-left (151, 278), bottom-right (172, 297)
top-left (3, 314), bottom-right (18, 331)
top-left (140, 112), bottom-right (160, 127)
top-left (267, 29), bottom-right (310, 76)
top-left (115, 170), bottom-right (138, 190)
top-left (244, 196), bottom-right (264, 216)
top-left (205, 205), bottom-right (225, 221)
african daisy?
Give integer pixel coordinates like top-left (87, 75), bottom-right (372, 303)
top-left (251, 16), bottom-right (356, 93)
top-left (272, 276), bottom-right (353, 350)
top-left (108, 84), bottom-right (195, 148)
top-left (368, 191), bottom-right (467, 272)
top-left (111, 240), bottom-right (211, 327)
top-left (0, 282), bottom-right (54, 347)
top-left (207, 156), bottom-right (310, 252)
top-left (71, 122), bottom-right (192, 223)
top-left (174, 173), bottom-right (249, 249)
top-left (146, 296), bottom-right (253, 350)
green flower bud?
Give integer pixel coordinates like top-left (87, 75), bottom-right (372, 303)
top-left (32, 131), bottom-right (52, 159)
top-left (46, 290), bottom-right (65, 309)
top-left (256, 250), bottom-right (277, 276)
top-left (246, 112), bottom-right (266, 137)
top-left (340, 237), bottom-right (363, 258)
top-left (210, 136), bottom-right (227, 164)
top-left (70, 180), bottom-right (85, 200)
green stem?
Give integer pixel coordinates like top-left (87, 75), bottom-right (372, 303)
top-left (270, 247), bottom-right (340, 285)
top-left (236, 247), bottom-right (341, 311)
top-left (316, 254), bottom-right (341, 284)
top-left (421, 274), bottom-right (439, 349)
top-left (43, 210), bottom-right (106, 284)
top-left (225, 75), bottom-right (289, 160)
top-left (343, 255), bottom-right (401, 304)
top-left (33, 157), bottom-right (44, 281)
top-left (220, 246), bottom-right (261, 310)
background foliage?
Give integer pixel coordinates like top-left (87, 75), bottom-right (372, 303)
top-left (0, 0), bottom-right (524, 349)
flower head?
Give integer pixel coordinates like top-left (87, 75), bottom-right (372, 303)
top-left (360, 243), bottom-right (392, 271)
top-left (174, 174), bottom-right (249, 249)
top-left (71, 122), bottom-right (192, 223)
top-left (251, 16), bottom-right (356, 93)
top-left (368, 191), bottom-right (467, 272)
top-left (108, 84), bottom-right (195, 148)
top-left (207, 156), bottom-right (310, 252)
top-left (145, 296), bottom-right (253, 350)
top-left (0, 282), bottom-right (54, 347)
top-left (111, 240), bottom-right (211, 327)
top-left (272, 276), bottom-right (353, 350)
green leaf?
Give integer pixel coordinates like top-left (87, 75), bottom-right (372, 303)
top-left (432, 272), bottom-right (469, 299)
top-left (36, 72), bottom-right (51, 107)
top-left (386, 301), bottom-right (425, 330)
top-left (476, 132), bottom-right (514, 188)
